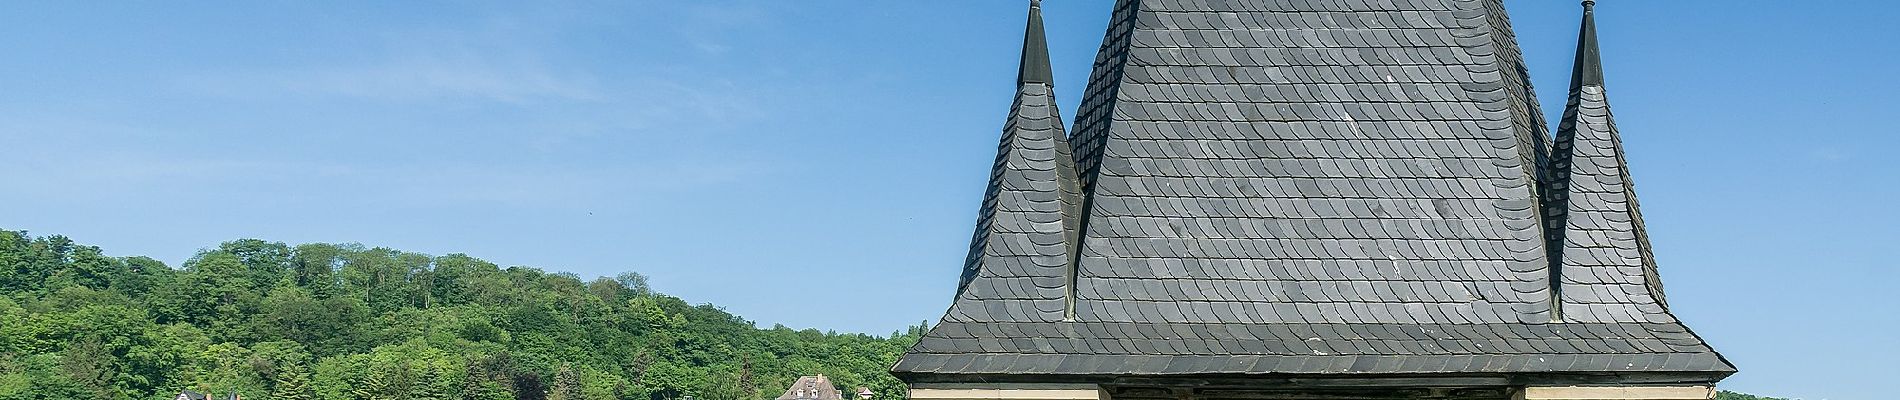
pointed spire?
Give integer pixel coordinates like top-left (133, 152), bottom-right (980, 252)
top-left (1546, 0), bottom-right (1672, 323)
top-left (1572, 1), bottom-right (1605, 88)
top-left (947, 0), bottom-right (1081, 322)
top-left (1017, 0), bottom-right (1054, 85)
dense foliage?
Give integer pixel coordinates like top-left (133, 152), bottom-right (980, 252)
top-left (0, 230), bottom-right (922, 400)
top-left (1715, 391), bottom-right (1788, 400)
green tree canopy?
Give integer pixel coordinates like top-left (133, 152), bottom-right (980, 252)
top-left (0, 230), bottom-right (919, 400)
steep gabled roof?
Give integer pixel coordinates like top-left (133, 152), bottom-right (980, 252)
top-left (898, 0), bottom-right (1730, 383)
top-left (950, 0), bottom-right (1084, 323)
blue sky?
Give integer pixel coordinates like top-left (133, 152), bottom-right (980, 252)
top-left (2, 1), bottom-right (1894, 398)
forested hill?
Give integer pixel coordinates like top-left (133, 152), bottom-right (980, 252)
top-left (0, 230), bottom-right (922, 399)
top-left (1714, 392), bottom-right (1788, 400)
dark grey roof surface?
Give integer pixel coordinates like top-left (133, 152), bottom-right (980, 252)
top-left (899, 0), bottom-right (1729, 383)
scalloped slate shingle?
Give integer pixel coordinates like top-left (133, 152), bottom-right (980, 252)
top-left (898, 0), bottom-right (1731, 383)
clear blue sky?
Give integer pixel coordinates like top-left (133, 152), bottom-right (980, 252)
top-left (2, 1), bottom-right (1893, 398)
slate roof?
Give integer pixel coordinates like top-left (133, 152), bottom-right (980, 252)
top-left (897, 0), bottom-right (1731, 385)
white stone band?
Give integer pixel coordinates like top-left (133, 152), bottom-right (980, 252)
top-left (1518, 386), bottom-right (1716, 400)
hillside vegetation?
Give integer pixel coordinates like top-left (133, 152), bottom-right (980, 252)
top-left (0, 230), bottom-right (919, 399)
top-left (1716, 391), bottom-right (1788, 400)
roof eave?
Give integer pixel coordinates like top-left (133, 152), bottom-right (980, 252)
top-left (895, 370), bottom-right (1733, 388)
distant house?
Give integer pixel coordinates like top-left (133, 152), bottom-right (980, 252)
top-left (172, 390), bottom-right (239, 400)
top-left (775, 375), bottom-right (843, 400)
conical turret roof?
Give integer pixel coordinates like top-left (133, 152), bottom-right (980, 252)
top-left (949, 0), bottom-right (1084, 324)
top-left (1544, 1), bottom-right (1696, 326)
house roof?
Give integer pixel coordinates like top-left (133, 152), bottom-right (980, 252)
top-left (895, 0), bottom-right (1730, 384)
top-left (776, 375), bottom-right (844, 400)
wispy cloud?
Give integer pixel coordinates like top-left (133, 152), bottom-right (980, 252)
top-left (0, 148), bottom-right (760, 210)
top-left (5, 1), bottom-right (789, 212)
top-left (170, 14), bottom-right (600, 104)
top-left (156, 3), bottom-right (777, 154)
top-left (217, 61), bottom-right (598, 103)
top-left (677, 2), bottom-right (772, 55)
top-left (173, 52), bottom-right (599, 104)
top-left (1806, 147), bottom-right (1851, 162)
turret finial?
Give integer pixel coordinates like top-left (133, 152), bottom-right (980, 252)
top-left (1017, 0), bottom-right (1054, 85)
top-left (1571, 0), bottom-right (1605, 88)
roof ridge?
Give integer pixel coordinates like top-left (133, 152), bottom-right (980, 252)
top-left (1060, 0), bottom-right (1144, 322)
top-left (1476, 0), bottom-right (1560, 322)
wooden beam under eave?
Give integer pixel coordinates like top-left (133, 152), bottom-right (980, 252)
top-left (910, 388), bottom-right (1106, 400)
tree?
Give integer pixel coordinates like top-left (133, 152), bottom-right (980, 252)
top-left (111, 256), bottom-right (168, 298)
top-left (193, 342), bottom-right (268, 397)
top-left (0, 232), bottom-right (66, 293)
top-left (272, 363), bottom-right (315, 400)
top-left (60, 338), bottom-right (124, 398)
top-left (1715, 392), bottom-right (1789, 400)
top-left (153, 252), bottom-right (260, 330)
top-left (0, 354), bottom-right (89, 399)
top-left (290, 243), bottom-right (344, 297)
top-left (217, 239), bottom-right (292, 292)
top-left (252, 283), bottom-right (370, 357)
top-left (250, 340), bottom-right (314, 397)
top-left (548, 364), bottom-right (582, 400)
top-left (615, 272), bottom-right (652, 297)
